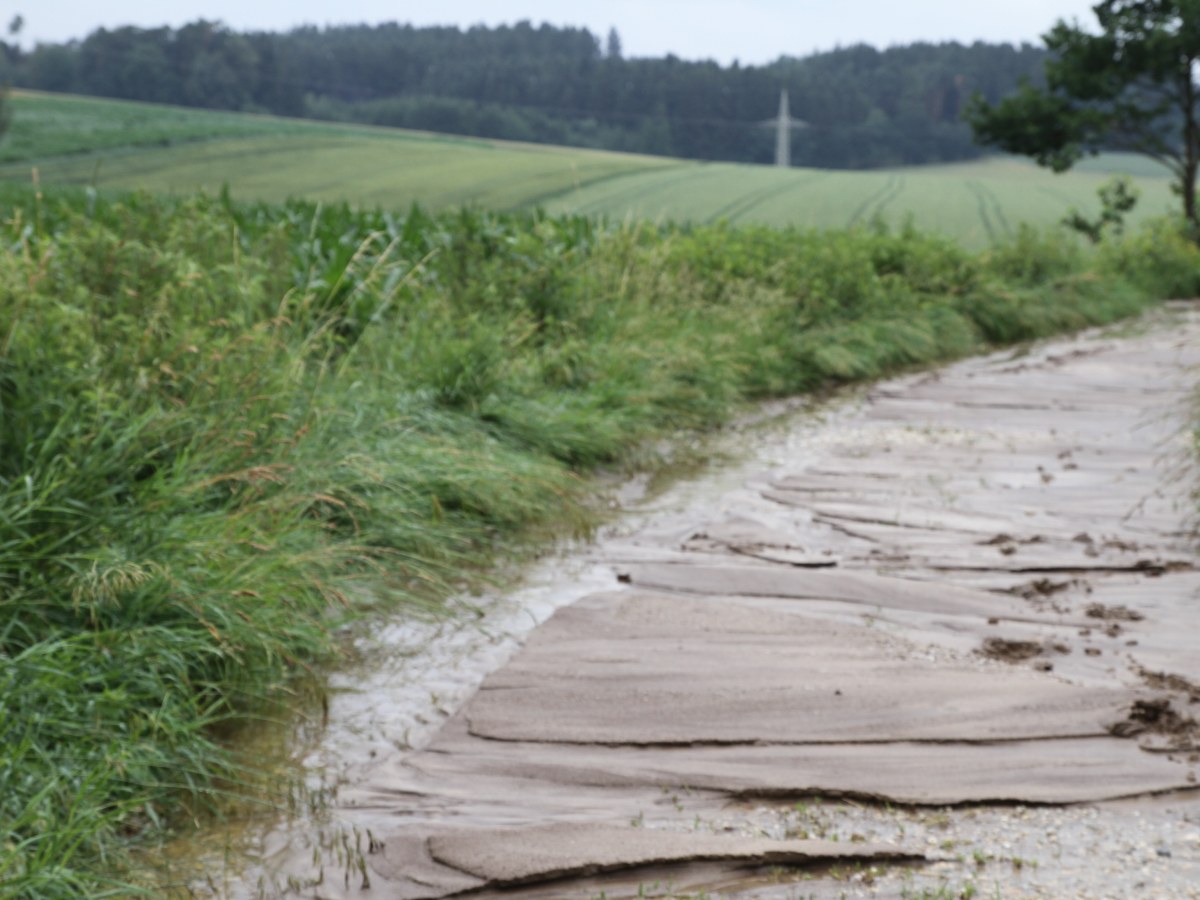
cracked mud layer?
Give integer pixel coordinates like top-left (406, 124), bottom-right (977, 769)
top-left (250, 309), bottom-right (1200, 899)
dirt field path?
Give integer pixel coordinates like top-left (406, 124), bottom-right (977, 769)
top-left (278, 310), bottom-right (1200, 900)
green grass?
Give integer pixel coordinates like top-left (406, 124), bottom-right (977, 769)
top-left (3, 118), bottom-right (1200, 897)
top-left (543, 155), bottom-right (1176, 248)
top-left (1, 91), bottom-right (677, 213)
top-left (0, 92), bottom-right (1177, 248)
top-left (0, 90), bottom-right (319, 163)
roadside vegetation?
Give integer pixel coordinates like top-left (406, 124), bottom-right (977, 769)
top-left (1, 179), bottom-right (1198, 899)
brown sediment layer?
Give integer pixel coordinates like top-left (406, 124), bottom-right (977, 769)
top-left (280, 317), bottom-right (1200, 898)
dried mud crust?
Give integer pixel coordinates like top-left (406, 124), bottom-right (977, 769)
top-left (1141, 668), bottom-right (1200, 703)
top-left (287, 316), bottom-right (1200, 899)
top-left (978, 637), bottom-right (1047, 663)
top-left (1109, 696), bottom-right (1200, 756)
top-left (424, 824), bottom-right (915, 887)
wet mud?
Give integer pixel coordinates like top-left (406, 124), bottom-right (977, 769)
top-left (252, 310), bottom-right (1200, 899)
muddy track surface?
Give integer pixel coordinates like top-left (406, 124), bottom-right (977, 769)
top-left (271, 312), bottom-right (1200, 900)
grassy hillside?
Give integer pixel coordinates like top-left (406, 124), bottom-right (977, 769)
top-left (544, 156), bottom-right (1176, 247)
top-left (0, 91), bottom-right (1178, 247)
top-left (0, 91), bottom-right (318, 163)
top-left (0, 91), bottom-right (677, 213)
top-left (9, 133), bottom-right (677, 215)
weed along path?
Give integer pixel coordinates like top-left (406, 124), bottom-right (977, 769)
top-left (270, 310), bottom-right (1200, 900)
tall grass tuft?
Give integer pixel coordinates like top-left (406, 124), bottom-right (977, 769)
top-left (0, 182), bottom-right (1189, 897)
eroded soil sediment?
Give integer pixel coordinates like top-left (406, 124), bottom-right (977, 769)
top-left (275, 312), bottom-right (1200, 899)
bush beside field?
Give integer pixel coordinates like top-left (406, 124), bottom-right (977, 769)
top-left (1, 182), bottom-right (1197, 898)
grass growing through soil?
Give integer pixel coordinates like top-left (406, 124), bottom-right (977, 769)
top-left (1, 179), bottom-right (1198, 898)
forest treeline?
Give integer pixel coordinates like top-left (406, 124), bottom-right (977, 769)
top-left (0, 20), bottom-right (1046, 167)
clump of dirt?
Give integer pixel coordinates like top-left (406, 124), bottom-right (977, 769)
top-left (979, 534), bottom-right (1015, 546)
top-left (1018, 578), bottom-right (1075, 601)
top-left (979, 638), bottom-right (1043, 663)
top-left (1108, 698), bottom-right (1197, 740)
top-left (980, 533), bottom-right (1045, 547)
top-left (1103, 539), bottom-right (1140, 553)
top-left (1014, 578), bottom-right (1079, 614)
top-left (1138, 667), bottom-right (1200, 704)
top-left (1086, 603), bottom-right (1144, 621)
top-left (982, 533), bottom-right (1020, 556)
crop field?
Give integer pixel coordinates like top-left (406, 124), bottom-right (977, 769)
top-left (0, 90), bottom-right (324, 163)
top-left (10, 133), bottom-right (678, 214)
top-left (2, 91), bottom-right (1176, 245)
top-left (543, 155), bottom-right (1177, 247)
top-left (1, 91), bottom-right (676, 213)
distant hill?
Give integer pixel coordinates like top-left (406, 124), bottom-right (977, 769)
top-left (0, 21), bottom-right (1046, 169)
top-left (2, 91), bottom-right (1172, 249)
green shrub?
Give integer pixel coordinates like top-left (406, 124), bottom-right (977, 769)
top-left (1099, 216), bottom-right (1200, 299)
top-left (981, 222), bottom-right (1084, 287)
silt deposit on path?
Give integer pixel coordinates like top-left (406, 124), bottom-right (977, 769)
top-left (259, 309), bottom-right (1200, 900)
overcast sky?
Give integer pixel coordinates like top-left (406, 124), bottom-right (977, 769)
top-left (6, 0), bottom-right (1100, 63)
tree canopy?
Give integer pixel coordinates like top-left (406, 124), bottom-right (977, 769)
top-left (967, 0), bottom-right (1200, 225)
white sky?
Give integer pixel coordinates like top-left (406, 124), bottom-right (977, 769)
top-left (6, 0), bottom-right (1099, 64)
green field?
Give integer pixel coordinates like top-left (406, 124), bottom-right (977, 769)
top-left (0, 91), bottom-right (1178, 245)
top-left (0, 91), bottom-right (322, 163)
top-left (0, 91), bottom-right (677, 214)
top-left (544, 155), bottom-right (1176, 246)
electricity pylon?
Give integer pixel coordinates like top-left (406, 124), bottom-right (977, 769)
top-left (762, 89), bottom-right (807, 167)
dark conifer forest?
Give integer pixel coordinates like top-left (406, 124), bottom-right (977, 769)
top-left (0, 20), bottom-right (1045, 167)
